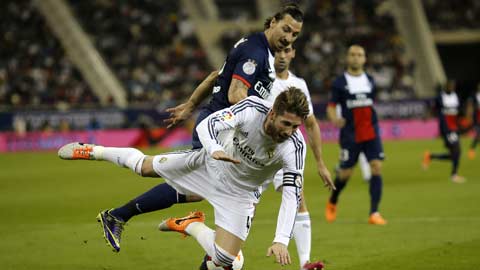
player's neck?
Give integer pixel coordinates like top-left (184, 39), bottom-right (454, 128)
top-left (264, 30), bottom-right (275, 51)
top-left (276, 69), bottom-right (289, 80)
top-left (346, 68), bottom-right (364, 76)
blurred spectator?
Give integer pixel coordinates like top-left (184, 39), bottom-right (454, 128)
top-left (69, 0), bottom-right (211, 108)
top-left (422, 0), bottom-right (480, 30)
top-left (215, 0), bottom-right (257, 21)
top-left (0, 0), bottom-right (99, 111)
top-left (218, 0), bottom-right (417, 103)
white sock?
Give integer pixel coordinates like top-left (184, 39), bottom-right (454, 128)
top-left (293, 212), bottom-right (311, 268)
top-left (359, 153), bottom-right (371, 181)
top-left (94, 146), bottom-right (145, 175)
top-left (185, 222), bottom-right (216, 256)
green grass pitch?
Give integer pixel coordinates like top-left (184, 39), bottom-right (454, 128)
top-left (0, 139), bottom-right (479, 270)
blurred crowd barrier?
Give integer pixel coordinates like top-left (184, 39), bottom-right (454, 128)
top-left (0, 99), bottom-right (433, 133)
top-left (0, 119), bottom-right (441, 153)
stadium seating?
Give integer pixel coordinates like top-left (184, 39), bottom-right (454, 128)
top-left (218, 0), bottom-right (417, 102)
top-left (0, 1), bottom-right (98, 110)
top-left (69, 0), bottom-right (211, 108)
top-left (422, 0), bottom-right (480, 30)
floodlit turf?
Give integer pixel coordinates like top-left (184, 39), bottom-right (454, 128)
top-left (0, 139), bottom-right (478, 270)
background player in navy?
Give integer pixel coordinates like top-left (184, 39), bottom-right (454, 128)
top-left (90, 5), bottom-right (305, 253)
top-left (468, 84), bottom-right (480, 160)
top-left (325, 45), bottom-right (387, 225)
top-left (423, 81), bottom-right (466, 183)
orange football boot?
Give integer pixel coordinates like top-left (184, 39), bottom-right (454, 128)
top-left (468, 149), bottom-right (476, 160)
top-left (325, 202), bottom-right (337, 223)
top-left (368, 212), bottom-right (387, 225)
top-left (58, 142), bottom-right (96, 160)
top-left (158, 211), bottom-right (205, 236)
top-left (422, 150), bottom-right (431, 170)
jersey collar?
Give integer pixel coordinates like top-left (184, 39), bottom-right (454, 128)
top-left (260, 32), bottom-right (274, 56)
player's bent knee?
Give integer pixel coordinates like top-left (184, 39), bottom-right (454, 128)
top-left (338, 168), bottom-right (353, 180)
top-left (141, 156), bottom-right (158, 177)
top-left (186, 194), bottom-right (204, 202)
top-left (370, 160), bottom-right (382, 175)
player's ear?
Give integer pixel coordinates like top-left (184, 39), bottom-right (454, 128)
top-left (270, 17), bottom-right (277, 28)
top-left (268, 110), bottom-right (276, 120)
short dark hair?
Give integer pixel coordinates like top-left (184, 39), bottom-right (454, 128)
top-left (273, 87), bottom-right (309, 119)
top-left (264, 4), bottom-right (304, 30)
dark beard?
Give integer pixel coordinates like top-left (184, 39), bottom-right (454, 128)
top-left (265, 120), bottom-right (288, 143)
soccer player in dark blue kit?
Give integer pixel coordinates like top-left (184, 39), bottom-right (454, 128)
top-left (423, 80), bottom-right (466, 183)
top-left (325, 45), bottom-right (387, 225)
top-left (468, 85), bottom-right (480, 160)
top-left (87, 5), bottom-right (305, 256)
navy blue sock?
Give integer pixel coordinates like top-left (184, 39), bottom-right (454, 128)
top-left (430, 153), bottom-right (451, 160)
top-left (451, 147), bottom-right (460, 176)
top-left (110, 183), bottom-right (186, 222)
top-left (329, 177), bottom-right (348, 204)
top-left (369, 175), bottom-right (383, 214)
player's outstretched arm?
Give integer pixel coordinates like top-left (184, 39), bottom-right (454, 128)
top-left (266, 242), bottom-right (291, 266)
top-left (164, 70), bottom-right (219, 128)
top-left (304, 115), bottom-right (335, 190)
top-left (227, 78), bottom-right (249, 105)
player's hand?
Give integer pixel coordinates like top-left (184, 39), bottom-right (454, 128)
top-left (211, 151), bottom-right (241, 164)
top-left (163, 101), bottom-right (195, 129)
top-left (318, 163), bottom-right (335, 191)
top-left (266, 242), bottom-right (291, 266)
top-left (333, 118), bottom-right (346, 128)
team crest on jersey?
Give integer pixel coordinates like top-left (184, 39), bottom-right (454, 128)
top-left (158, 157), bottom-right (168, 163)
top-left (219, 111), bottom-right (234, 121)
top-left (295, 175), bottom-right (302, 188)
top-left (242, 59), bottom-right (257, 75)
top-left (266, 147), bottom-right (275, 159)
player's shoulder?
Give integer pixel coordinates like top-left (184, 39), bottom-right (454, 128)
top-left (232, 96), bottom-right (271, 115)
top-left (288, 71), bottom-right (307, 86)
top-left (332, 74), bottom-right (347, 89)
top-left (282, 130), bottom-right (306, 151)
top-left (235, 33), bottom-right (267, 52)
top-left (364, 72), bottom-right (376, 84)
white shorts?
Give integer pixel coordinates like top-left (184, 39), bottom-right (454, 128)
top-left (152, 149), bottom-right (256, 241)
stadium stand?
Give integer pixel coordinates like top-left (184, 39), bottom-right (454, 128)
top-left (69, 0), bottom-right (211, 108)
top-left (217, 0), bottom-right (416, 103)
top-left (422, 0), bottom-right (480, 30)
top-left (0, 1), bottom-right (99, 110)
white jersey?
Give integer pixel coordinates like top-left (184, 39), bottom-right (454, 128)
top-left (263, 71), bottom-right (315, 191)
top-left (266, 71), bottom-right (314, 116)
top-left (197, 96), bottom-right (306, 245)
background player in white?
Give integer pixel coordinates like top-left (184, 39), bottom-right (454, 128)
top-left (59, 88), bottom-right (310, 269)
top-left (263, 44), bottom-right (331, 270)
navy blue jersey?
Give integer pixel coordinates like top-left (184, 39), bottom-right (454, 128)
top-left (328, 72), bottom-right (379, 144)
top-left (205, 32), bottom-right (276, 112)
top-left (435, 91), bottom-right (459, 134)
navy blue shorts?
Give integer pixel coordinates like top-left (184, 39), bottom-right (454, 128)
top-left (441, 131), bottom-right (459, 149)
top-left (339, 137), bottom-right (385, 169)
top-left (191, 108), bottom-right (215, 149)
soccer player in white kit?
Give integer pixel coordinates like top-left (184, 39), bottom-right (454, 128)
top-left (166, 44), bottom-right (333, 270)
top-left (59, 88), bottom-right (310, 269)
top-left (263, 44), bottom-right (331, 270)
